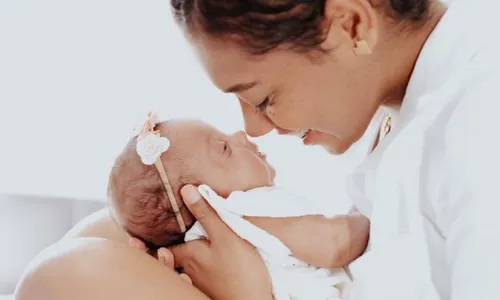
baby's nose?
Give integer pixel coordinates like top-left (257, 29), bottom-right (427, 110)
top-left (233, 131), bottom-right (257, 149)
top-left (232, 131), bottom-right (248, 144)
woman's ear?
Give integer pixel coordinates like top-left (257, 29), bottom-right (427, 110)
top-left (321, 0), bottom-right (379, 53)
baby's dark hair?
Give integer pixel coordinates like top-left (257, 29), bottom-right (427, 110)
top-left (107, 122), bottom-right (197, 250)
top-left (171, 0), bottom-right (430, 55)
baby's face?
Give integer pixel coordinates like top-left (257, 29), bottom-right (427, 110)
top-left (164, 119), bottom-right (276, 197)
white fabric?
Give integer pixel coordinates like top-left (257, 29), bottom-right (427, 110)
top-left (185, 184), bottom-right (351, 300)
top-left (346, 0), bottom-right (500, 299)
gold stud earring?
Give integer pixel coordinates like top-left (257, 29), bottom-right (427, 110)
top-left (353, 40), bottom-right (372, 55)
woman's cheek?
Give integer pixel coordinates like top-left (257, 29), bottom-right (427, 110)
top-left (267, 105), bottom-right (307, 131)
top-left (274, 88), bottom-right (324, 127)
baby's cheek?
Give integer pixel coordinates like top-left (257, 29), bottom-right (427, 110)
top-left (249, 159), bottom-right (274, 187)
top-left (267, 165), bottom-right (276, 183)
top-left (227, 161), bottom-right (258, 191)
top-left (202, 167), bottom-right (234, 198)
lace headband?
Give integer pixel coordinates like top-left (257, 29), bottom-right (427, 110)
top-left (134, 112), bottom-right (186, 233)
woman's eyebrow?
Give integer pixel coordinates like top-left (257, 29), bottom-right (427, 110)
top-left (223, 81), bottom-right (258, 93)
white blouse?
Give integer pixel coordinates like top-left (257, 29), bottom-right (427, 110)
top-left (346, 0), bottom-right (500, 299)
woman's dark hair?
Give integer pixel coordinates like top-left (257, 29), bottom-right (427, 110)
top-left (171, 0), bottom-right (429, 55)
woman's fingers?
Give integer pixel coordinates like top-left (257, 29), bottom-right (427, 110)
top-left (129, 237), bottom-right (148, 253)
top-left (179, 273), bottom-right (193, 284)
top-left (130, 237), bottom-right (194, 287)
top-left (158, 248), bottom-right (175, 269)
top-left (130, 239), bottom-right (175, 270)
top-left (180, 185), bottom-right (233, 241)
top-left (171, 230), bottom-right (273, 300)
top-left (158, 247), bottom-right (193, 285)
top-left (173, 184), bottom-right (274, 298)
top-left (170, 239), bottom-right (210, 270)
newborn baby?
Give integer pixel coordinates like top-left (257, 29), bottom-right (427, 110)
top-left (108, 113), bottom-right (351, 300)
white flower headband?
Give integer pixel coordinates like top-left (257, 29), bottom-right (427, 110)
top-left (134, 112), bottom-right (186, 233)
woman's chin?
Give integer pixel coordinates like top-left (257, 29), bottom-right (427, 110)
top-left (307, 138), bottom-right (352, 155)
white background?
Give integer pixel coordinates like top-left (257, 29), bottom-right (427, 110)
top-left (0, 0), bottom-right (378, 214)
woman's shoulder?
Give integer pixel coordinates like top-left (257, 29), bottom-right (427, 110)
top-left (439, 62), bottom-right (499, 146)
top-left (15, 238), bottom-right (209, 300)
top-left (413, 52), bottom-right (499, 145)
top-left (418, 62), bottom-right (500, 192)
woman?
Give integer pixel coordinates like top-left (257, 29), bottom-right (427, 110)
top-left (15, 0), bottom-right (500, 299)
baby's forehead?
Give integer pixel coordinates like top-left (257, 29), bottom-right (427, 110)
top-left (164, 119), bottom-right (218, 139)
top-left (162, 119), bottom-right (220, 153)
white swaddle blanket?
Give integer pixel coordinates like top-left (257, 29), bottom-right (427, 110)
top-left (185, 184), bottom-right (351, 300)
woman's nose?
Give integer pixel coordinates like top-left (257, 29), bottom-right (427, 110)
top-left (239, 98), bottom-right (274, 137)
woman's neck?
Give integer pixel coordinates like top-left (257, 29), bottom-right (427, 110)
top-left (378, 1), bottom-right (448, 110)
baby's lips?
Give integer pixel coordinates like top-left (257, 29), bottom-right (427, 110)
top-left (257, 151), bottom-right (267, 160)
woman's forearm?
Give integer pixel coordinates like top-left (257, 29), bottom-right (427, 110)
top-left (285, 213), bottom-right (369, 268)
top-left (330, 211), bottom-right (370, 267)
top-left (246, 211), bottom-right (370, 268)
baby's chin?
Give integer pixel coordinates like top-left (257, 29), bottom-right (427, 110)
top-left (268, 167), bottom-right (277, 185)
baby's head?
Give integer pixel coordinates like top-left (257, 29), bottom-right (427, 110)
top-left (108, 117), bottom-right (275, 249)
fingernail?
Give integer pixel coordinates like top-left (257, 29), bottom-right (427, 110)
top-left (183, 186), bottom-right (201, 204)
top-left (160, 255), bottom-right (167, 265)
top-left (158, 248), bottom-right (167, 259)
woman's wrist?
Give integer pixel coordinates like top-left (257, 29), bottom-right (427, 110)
top-left (331, 213), bottom-right (370, 266)
top-left (296, 213), bottom-right (369, 268)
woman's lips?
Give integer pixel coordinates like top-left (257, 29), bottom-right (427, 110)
top-left (275, 128), bottom-right (313, 144)
top-left (276, 128), bottom-right (309, 137)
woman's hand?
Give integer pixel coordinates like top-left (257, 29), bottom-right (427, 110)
top-left (129, 185), bottom-right (273, 300)
top-left (171, 185), bottom-right (273, 300)
top-left (129, 238), bottom-right (193, 284)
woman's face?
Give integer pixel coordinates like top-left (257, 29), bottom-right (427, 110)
top-left (189, 2), bottom-right (389, 154)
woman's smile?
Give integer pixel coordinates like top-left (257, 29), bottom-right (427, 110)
top-left (275, 128), bottom-right (311, 139)
top-left (275, 128), bottom-right (320, 146)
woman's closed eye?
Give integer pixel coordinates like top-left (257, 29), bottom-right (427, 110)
top-left (254, 97), bottom-right (269, 113)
